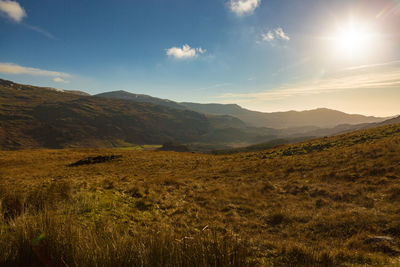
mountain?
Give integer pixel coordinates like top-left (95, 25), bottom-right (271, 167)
top-left (0, 79), bottom-right (209, 149)
top-left (95, 91), bottom-right (247, 129)
top-left (1, 79), bottom-right (394, 150)
top-left (0, 79), bottom-right (277, 149)
top-left (180, 103), bottom-right (386, 128)
top-left (95, 90), bottom-right (386, 129)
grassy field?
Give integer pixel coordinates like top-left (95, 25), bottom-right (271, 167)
top-left (1, 123), bottom-right (400, 266)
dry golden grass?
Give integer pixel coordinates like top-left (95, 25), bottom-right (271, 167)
top-left (1, 123), bottom-right (400, 266)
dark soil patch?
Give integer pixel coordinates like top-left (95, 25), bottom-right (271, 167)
top-left (68, 155), bottom-right (122, 167)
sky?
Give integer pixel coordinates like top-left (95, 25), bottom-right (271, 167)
top-left (0, 0), bottom-right (400, 116)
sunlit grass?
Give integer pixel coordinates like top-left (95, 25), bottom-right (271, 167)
top-left (1, 123), bottom-right (400, 266)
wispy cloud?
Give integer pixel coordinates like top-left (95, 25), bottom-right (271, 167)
top-left (229, 0), bottom-right (261, 16)
top-left (23, 24), bottom-right (57, 40)
top-left (0, 63), bottom-right (71, 77)
top-left (166, 44), bottom-right (206, 60)
top-left (260, 27), bottom-right (290, 43)
top-left (0, 0), bottom-right (25, 22)
top-left (53, 77), bottom-right (69, 83)
top-left (0, 1), bottom-right (56, 40)
top-left (217, 61), bottom-right (400, 102)
top-left (195, 83), bottom-right (232, 91)
top-left (344, 60), bottom-right (400, 71)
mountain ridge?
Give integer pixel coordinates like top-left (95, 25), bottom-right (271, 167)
top-left (96, 90), bottom-right (387, 128)
top-left (180, 102), bottom-right (387, 128)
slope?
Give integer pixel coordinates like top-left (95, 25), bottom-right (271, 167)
top-left (1, 122), bottom-right (399, 266)
top-left (96, 90), bottom-right (185, 110)
top-left (0, 79), bottom-right (212, 149)
top-left (95, 90), bottom-right (247, 129)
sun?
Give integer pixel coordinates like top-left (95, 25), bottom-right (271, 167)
top-left (330, 19), bottom-right (375, 60)
top-left (336, 27), bottom-right (367, 53)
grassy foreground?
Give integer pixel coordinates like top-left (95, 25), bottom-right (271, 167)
top-left (1, 123), bottom-right (400, 266)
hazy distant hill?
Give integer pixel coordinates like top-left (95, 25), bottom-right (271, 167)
top-left (298, 114), bottom-right (400, 138)
top-left (379, 115), bottom-right (400, 125)
top-left (180, 102), bottom-right (386, 128)
top-left (215, 115), bottom-right (400, 154)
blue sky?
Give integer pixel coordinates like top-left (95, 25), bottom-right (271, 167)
top-left (1, 0), bottom-right (400, 116)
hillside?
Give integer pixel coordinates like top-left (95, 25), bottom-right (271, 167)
top-left (1, 122), bottom-right (399, 266)
top-left (0, 79), bottom-right (279, 150)
top-left (214, 115), bottom-right (400, 154)
top-left (0, 79), bottom-right (211, 149)
top-left (298, 115), bottom-right (400, 139)
top-left (96, 90), bottom-right (185, 110)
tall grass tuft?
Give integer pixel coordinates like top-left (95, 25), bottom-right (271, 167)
top-left (0, 182), bottom-right (254, 266)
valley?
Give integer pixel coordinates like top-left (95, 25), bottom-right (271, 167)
top-left (0, 79), bottom-right (393, 152)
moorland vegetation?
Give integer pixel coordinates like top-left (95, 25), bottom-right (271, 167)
top-left (1, 123), bottom-right (400, 266)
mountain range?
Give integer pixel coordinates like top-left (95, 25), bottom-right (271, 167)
top-left (0, 78), bottom-right (396, 150)
top-left (96, 90), bottom-right (386, 128)
top-left (0, 79), bottom-right (275, 149)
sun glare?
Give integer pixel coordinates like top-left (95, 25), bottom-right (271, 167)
top-left (330, 19), bottom-right (376, 60)
top-left (336, 27), bottom-right (367, 52)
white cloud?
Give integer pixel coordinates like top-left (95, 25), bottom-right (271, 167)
top-left (261, 31), bottom-right (275, 41)
top-left (0, 0), bottom-right (26, 22)
top-left (166, 44), bottom-right (206, 60)
top-left (0, 1), bottom-right (56, 40)
top-left (274, 27), bottom-right (290, 40)
top-left (53, 77), bottom-right (69, 83)
top-left (0, 63), bottom-right (71, 77)
top-left (229, 0), bottom-right (261, 16)
top-left (261, 27), bottom-right (290, 43)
